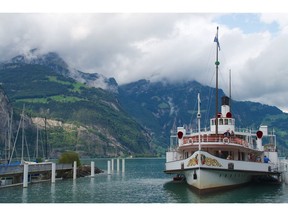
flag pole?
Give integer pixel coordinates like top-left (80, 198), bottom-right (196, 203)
top-left (215, 26), bottom-right (220, 136)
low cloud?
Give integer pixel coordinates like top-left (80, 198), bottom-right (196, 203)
top-left (1, 13), bottom-right (288, 112)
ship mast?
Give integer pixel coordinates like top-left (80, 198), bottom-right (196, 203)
top-left (214, 26), bottom-right (220, 135)
top-left (229, 69), bottom-right (232, 111)
top-left (197, 93), bottom-right (201, 151)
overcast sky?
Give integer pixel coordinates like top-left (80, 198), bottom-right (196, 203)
top-left (1, 1), bottom-right (288, 112)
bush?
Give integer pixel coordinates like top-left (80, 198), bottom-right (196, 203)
top-left (58, 151), bottom-right (81, 166)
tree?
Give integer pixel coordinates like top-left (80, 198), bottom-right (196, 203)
top-left (58, 151), bottom-right (81, 166)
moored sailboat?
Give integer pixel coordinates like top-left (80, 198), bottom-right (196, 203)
top-left (164, 27), bottom-right (281, 193)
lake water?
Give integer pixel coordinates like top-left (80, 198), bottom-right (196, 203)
top-left (1, 158), bottom-right (288, 207)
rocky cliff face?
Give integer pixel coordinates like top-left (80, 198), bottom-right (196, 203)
top-left (0, 87), bottom-right (13, 158)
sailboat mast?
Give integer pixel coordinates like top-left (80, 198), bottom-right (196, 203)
top-left (21, 105), bottom-right (25, 163)
top-left (215, 26), bottom-right (220, 135)
top-left (45, 116), bottom-right (47, 159)
top-left (8, 110), bottom-right (13, 162)
top-left (36, 125), bottom-right (39, 159)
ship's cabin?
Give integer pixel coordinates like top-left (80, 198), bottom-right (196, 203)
top-left (210, 96), bottom-right (235, 134)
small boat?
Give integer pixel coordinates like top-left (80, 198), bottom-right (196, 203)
top-left (164, 27), bottom-right (281, 193)
top-left (173, 174), bottom-right (186, 182)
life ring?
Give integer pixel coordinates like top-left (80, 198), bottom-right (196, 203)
top-left (223, 137), bottom-right (229, 144)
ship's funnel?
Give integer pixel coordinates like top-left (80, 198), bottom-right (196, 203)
top-left (222, 96), bottom-right (230, 106)
top-left (221, 96), bottom-right (230, 117)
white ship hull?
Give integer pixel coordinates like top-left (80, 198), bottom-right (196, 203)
top-left (184, 168), bottom-right (252, 192)
top-left (165, 150), bottom-right (278, 193)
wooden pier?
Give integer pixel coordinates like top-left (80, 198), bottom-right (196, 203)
top-left (0, 162), bottom-right (73, 187)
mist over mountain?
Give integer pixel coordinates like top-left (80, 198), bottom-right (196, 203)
top-left (1, 50), bottom-right (288, 159)
top-left (4, 48), bottom-right (118, 93)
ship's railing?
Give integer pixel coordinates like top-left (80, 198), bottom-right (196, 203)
top-left (180, 134), bottom-right (249, 147)
top-left (171, 127), bottom-right (275, 136)
top-left (170, 126), bottom-right (276, 148)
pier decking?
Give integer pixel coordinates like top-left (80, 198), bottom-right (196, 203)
top-left (0, 162), bottom-right (73, 187)
top-left (0, 162), bottom-right (72, 177)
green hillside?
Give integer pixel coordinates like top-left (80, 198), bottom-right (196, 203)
top-left (0, 63), bottom-right (153, 158)
top-left (118, 79), bottom-right (288, 156)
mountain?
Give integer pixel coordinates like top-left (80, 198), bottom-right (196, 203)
top-left (0, 53), bottom-right (153, 160)
top-left (118, 79), bottom-right (288, 156)
top-left (6, 48), bottom-right (118, 92)
top-left (1, 50), bottom-right (288, 160)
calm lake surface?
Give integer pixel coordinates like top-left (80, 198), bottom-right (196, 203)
top-left (1, 158), bottom-right (288, 203)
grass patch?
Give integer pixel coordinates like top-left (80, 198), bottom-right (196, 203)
top-left (47, 75), bottom-right (87, 93)
top-left (16, 95), bottom-right (85, 103)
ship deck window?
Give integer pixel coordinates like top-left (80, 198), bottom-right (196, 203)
top-left (219, 119), bottom-right (223, 125)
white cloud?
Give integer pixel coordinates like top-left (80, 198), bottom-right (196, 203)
top-left (1, 13), bottom-right (288, 112)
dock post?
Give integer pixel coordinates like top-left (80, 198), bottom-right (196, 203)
top-left (73, 161), bottom-right (77, 180)
top-left (107, 160), bottom-right (111, 175)
top-left (23, 163), bottom-right (28, 188)
top-left (117, 158), bottom-right (120, 172)
top-left (91, 161), bottom-right (95, 177)
top-left (51, 163), bottom-right (56, 183)
top-left (111, 159), bottom-right (114, 171)
top-left (122, 158), bottom-right (125, 173)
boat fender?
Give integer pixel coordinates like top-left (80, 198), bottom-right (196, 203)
top-left (223, 137), bottom-right (229, 144)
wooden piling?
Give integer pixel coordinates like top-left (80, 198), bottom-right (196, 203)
top-left (23, 164), bottom-right (28, 188)
top-left (51, 163), bottom-right (56, 183)
top-left (91, 161), bottom-right (95, 177)
top-left (122, 158), bottom-right (125, 173)
top-left (107, 160), bottom-right (111, 175)
top-left (111, 159), bottom-right (114, 171)
top-left (73, 161), bottom-right (77, 180)
top-left (117, 158), bottom-right (120, 172)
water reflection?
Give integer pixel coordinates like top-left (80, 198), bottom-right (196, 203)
top-left (107, 174), bottom-right (111, 182)
top-left (163, 180), bottom-right (198, 202)
top-left (72, 180), bottom-right (77, 202)
top-left (163, 180), bottom-right (286, 203)
top-left (2, 158), bottom-right (288, 203)
top-left (51, 183), bottom-right (55, 203)
top-left (22, 188), bottom-right (28, 203)
top-left (87, 177), bottom-right (93, 201)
